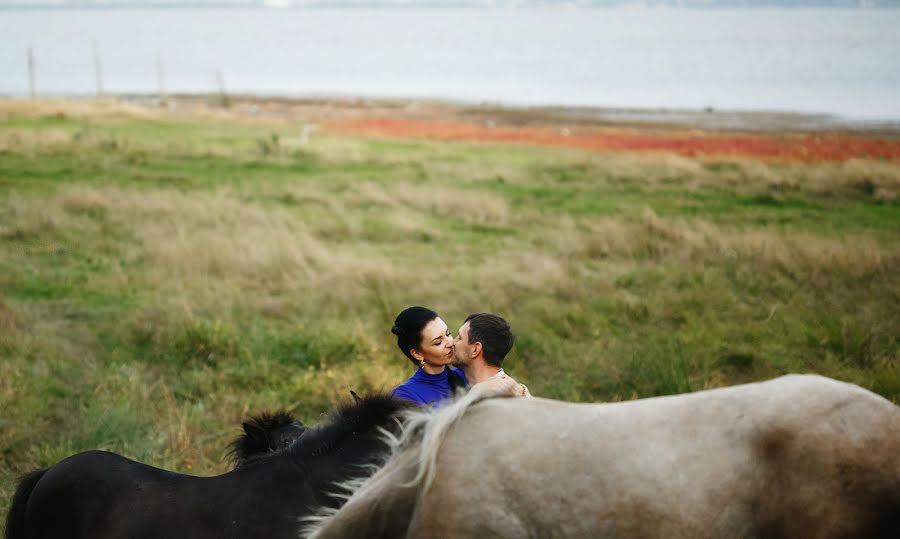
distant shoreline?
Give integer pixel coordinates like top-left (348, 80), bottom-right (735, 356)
top-left (5, 8), bottom-right (896, 123)
top-left (8, 94), bottom-right (899, 161)
top-left (27, 93), bottom-right (900, 135)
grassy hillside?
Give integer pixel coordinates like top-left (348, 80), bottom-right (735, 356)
top-left (1, 99), bottom-right (898, 520)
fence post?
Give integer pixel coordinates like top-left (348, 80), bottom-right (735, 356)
top-left (93, 40), bottom-right (103, 98)
top-left (216, 69), bottom-right (229, 108)
top-left (27, 46), bottom-right (35, 99)
top-left (156, 50), bottom-right (166, 104)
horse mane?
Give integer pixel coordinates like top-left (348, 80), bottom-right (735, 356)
top-left (302, 385), bottom-right (518, 537)
top-left (228, 395), bottom-right (412, 469)
top-left (370, 379), bottom-right (525, 493)
top-left (226, 410), bottom-right (303, 468)
top-left (291, 393), bottom-right (414, 460)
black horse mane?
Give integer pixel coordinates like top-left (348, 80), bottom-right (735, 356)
top-left (227, 410), bottom-right (303, 467)
top-left (291, 393), bottom-right (414, 459)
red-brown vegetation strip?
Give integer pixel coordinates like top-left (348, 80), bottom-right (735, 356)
top-left (326, 118), bottom-right (900, 162)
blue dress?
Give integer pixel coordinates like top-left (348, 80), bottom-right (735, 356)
top-left (391, 367), bottom-right (468, 405)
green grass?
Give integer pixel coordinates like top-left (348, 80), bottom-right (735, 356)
top-left (1, 101), bottom-right (899, 524)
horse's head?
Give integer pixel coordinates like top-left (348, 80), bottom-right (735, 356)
top-left (228, 410), bottom-right (307, 468)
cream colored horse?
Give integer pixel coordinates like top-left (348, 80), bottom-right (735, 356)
top-left (305, 375), bottom-right (900, 538)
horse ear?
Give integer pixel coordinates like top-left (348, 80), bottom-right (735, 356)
top-left (349, 390), bottom-right (361, 404)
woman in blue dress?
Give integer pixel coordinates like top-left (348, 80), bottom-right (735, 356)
top-left (390, 306), bottom-right (467, 405)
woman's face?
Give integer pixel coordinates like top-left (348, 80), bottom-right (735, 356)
top-left (413, 317), bottom-right (455, 367)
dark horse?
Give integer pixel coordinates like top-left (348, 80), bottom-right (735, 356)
top-left (227, 410), bottom-right (307, 468)
top-left (5, 394), bottom-right (412, 539)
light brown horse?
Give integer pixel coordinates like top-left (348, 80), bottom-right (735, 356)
top-left (304, 375), bottom-right (900, 538)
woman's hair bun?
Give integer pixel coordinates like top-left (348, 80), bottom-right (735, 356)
top-left (391, 325), bottom-right (403, 337)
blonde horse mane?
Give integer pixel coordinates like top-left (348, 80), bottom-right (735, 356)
top-left (302, 380), bottom-right (521, 537)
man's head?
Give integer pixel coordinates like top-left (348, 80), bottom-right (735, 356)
top-left (453, 313), bottom-right (515, 368)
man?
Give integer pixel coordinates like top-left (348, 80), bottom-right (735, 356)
top-left (453, 312), bottom-right (530, 397)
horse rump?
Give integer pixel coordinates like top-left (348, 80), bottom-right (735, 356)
top-left (860, 483), bottom-right (900, 539)
top-left (4, 467), bottom-right (48, 539)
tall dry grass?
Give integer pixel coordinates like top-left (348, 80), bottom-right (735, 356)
top-left (1, 100), bottom-right (899, 525)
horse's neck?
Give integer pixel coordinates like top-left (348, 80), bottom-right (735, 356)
top-left (298, 398), bottom-right (408, 490)
top-left (304, 448), bottom-right (421, 539)
top-left (301, 424), bottom-right (395, 497)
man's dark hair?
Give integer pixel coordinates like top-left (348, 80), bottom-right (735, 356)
top-left (464, 313), bottom-right (515, 368)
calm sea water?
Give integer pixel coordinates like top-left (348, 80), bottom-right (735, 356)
top-left (2, 8), bottom-right (899, 120)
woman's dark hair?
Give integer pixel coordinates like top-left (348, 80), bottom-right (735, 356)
top-left (392, 306), bottom-right (438, 366)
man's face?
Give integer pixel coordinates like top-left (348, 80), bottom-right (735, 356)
top-left (452, 321), bottom-right (473, 367)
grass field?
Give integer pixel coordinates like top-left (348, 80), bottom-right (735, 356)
top-left (1, 98), bottom-right (899, 521)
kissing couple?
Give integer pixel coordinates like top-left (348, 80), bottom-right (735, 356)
top-left (389, 306), bottom-right (529, 406)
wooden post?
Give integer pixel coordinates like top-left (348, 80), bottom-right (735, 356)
top-left (27, 46), bottom-right (35, 99)
top-left (92, 41), bottom-right (103, 98)
top-left (156, 50), bottom-right (166, 103)
top-left (215, 69), bottom-right (229, 108)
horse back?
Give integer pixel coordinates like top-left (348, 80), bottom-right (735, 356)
top-left (22, 450), bottom-right (189, 539)
top-left (416, 375), bottom-right (900, 538)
